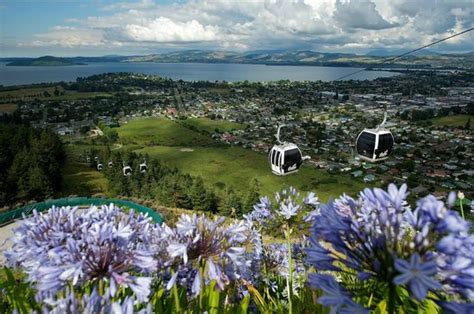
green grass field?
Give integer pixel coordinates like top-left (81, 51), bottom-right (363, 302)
top-left (60, 143), bottom-right (108, 197)
top-left (181, 118), bottom-right (246, 133)
top-left (0, 103), bottom-right (17, 113)
top-left (135, 145), bottom-right (365, 201)
top-left (117, 118), bottom-right (216, 146)
top-left (117, 118), bottom-right (366, 201)
top-left (0, 86), bottom-right (112, 102)
top-left (431, 115), bottom-right (473, 129)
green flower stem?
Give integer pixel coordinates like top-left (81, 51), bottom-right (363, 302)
top-left (460, 201), bottom-right (465, 219)
top-left (286, 226), bottom-right (293, 314)
top-left (388, 283), bottom-right (395, 314)
top-left (199, 266), bottom-right (205, 311)
top-left (171, 270), bottom-right (181, 312)
top-left (98, 279), bottom-right (104, 296)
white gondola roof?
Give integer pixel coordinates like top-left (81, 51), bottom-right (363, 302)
top-left (273, 142), bottom-right (299, 150)
top-left (361, 128), bottom-right (392, 134)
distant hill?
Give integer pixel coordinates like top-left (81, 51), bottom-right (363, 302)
top-left (125, 50), bottom-right (474, 69)
top-left (365, 49), bottom-right (440, 57)
top-left (2, 50), bottom-right (472, 69)
top-left (6, 56), bottom-right (84, 66)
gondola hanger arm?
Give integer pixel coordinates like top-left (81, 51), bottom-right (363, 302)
top-left (377, 112), bottom-right (388, 130)
top-left (276, 124), bottom-right (286, 144)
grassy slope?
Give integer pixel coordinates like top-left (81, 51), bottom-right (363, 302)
top-left (431, 115), bottom-right (473, 129)
top-left (0, 104), bottom-right (17, 113)
top-left (180, 118), bottom-right (246, 133)
top-left (60, 144), bottom-right (108, 196)
top-left (117, 118), bottom-right (216, 146)
top-left (118, 118), bottom-right (366, 201)
top-left (0, 86), bottom-right (112, 102)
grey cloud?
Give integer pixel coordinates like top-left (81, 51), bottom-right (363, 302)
top-left (334, 0), bottom-right (399, 30)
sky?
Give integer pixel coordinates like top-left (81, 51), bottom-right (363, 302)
top-left (0, 0), bottom-right (473, 57)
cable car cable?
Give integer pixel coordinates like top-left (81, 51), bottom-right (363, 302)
top-left (335, 27), bottom-right (474, 81)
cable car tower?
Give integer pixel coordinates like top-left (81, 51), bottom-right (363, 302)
top-left (268, 125), bottom-right (310, 176)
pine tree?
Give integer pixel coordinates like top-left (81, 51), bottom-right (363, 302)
top-left (28, 165), bottom-right (52, 200)
top-left (219, 188), bottom-right (241, 217)
top-left (242, 179), bottom-right (260, 215)
top-left (190, 177), bottom-right (211, 211)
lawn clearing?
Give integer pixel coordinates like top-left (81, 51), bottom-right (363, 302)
top-left (180, 117), bottom-right (247, 133)
top-left (431, 114), bottom-right (473, 129)
top-left (135, 145), bottom-right (366, 201)
top-left (117, 118), bottom-right (216, 146)
top-left (0, 103), bottom-right (17, 113)
top-left (60, 144), bottom-right (108, 196)
top-left (114, 117), bottom-right (368, 201)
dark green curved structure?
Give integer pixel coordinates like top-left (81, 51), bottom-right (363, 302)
top-left (0, 198), bottom-right (162, 225)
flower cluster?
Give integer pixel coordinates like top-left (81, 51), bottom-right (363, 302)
top-left (306, 184), bottom-right (474, 312)
top-left (5, 205), bottom-right (157, 305)
top-left (261, 243), bottom-right (306, 296)
top-left (245, 186), bottom-right (320, 230)
top-left (152, 214), bottom-right (259, 296)
top-left (244, 187), bottom-right (320, 307)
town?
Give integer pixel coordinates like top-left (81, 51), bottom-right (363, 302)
top-left (1, 70), bottom-right (472, 200)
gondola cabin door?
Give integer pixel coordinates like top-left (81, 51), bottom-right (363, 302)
top-left (270, 148), bottom-right (282, 175)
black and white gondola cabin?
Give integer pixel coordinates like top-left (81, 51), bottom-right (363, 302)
top-left (355, 112), bottom-right (394, 162)
top-left (268, 125), bottom-right (310, 176)
top-left (139, 161), bottom-right (147, 173)
top-left (123, 164), bottom-right (132, 176)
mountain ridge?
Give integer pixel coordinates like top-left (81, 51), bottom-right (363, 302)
top-left (2, 50), bottom-right (473, 69)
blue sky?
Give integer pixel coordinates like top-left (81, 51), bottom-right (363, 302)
top-left (1, 0), bottom-right (472, 57)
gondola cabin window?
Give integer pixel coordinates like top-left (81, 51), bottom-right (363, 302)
top-left (376, 133), bottom-right (394, 158)
top-left (283, 148), bottom-right (301, 173)
top-left (356, 132), bottom-right (376, 159)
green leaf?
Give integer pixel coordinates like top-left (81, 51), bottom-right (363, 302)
top-left (374, 299), bottom-right (388, 314)
top-left (237, 294), bottom-right (250, 314)
top-left (208, 283), bottom-right (220, 314)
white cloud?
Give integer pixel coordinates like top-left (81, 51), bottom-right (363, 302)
top-left (22, 28), bottom-right (108, 48)
top-left (124, 17), bottom-right (219, 42)
top-left (15, 0), bottom-right (474, 54)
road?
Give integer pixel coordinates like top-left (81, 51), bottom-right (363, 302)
top-left (173, 86), bottom-right (185, 114)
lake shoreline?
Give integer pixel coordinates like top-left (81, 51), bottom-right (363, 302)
top-left (0, 62), bottom-right (399, 86)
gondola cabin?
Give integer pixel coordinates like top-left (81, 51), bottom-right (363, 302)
top-left (139, 162), bottom-right (147, 173)
top-left (97, 163), bottom-right (103, 171)
top-left (123, 165), bottom-right (132, 176)
top-left (355, 112), bottom-right (394, 162)
top-left (268, 143), bottom-right (310, 176)
top-left (108, 161), bottom-right (113, 168)
top-left (356, 129), bottom-right (394, 162)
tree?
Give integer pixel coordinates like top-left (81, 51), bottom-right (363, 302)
top-left (219, 188), bottom-right (241, 217)
top-left (242, 179), bottom-right (260, 215)
top-left (190, 177), bottom-right (211, 211)
top-left (465, 118), bottom-right (471, 130)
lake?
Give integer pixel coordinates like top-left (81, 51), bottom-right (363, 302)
top-left (0, 62), bottom-right (398, 86)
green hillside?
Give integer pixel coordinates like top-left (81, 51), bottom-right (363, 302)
top-left (117, 118), bottom-right (366, 200)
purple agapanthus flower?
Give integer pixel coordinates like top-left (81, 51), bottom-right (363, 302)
top-left (307, 274), bottom-right (368, 314)
top-left (153, 214), bottom-right (258, 297)
top-left (393, 253), bottom-right (442, 300)
top-left (5, 204), bottom-right (157, 302)
top-left (306, 183), bottom-right (474, 311)
top-left (245, 187), bottom-right (320, 228)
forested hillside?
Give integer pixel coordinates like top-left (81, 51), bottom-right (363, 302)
top-left (0, 121), bottom-right (65, 206)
